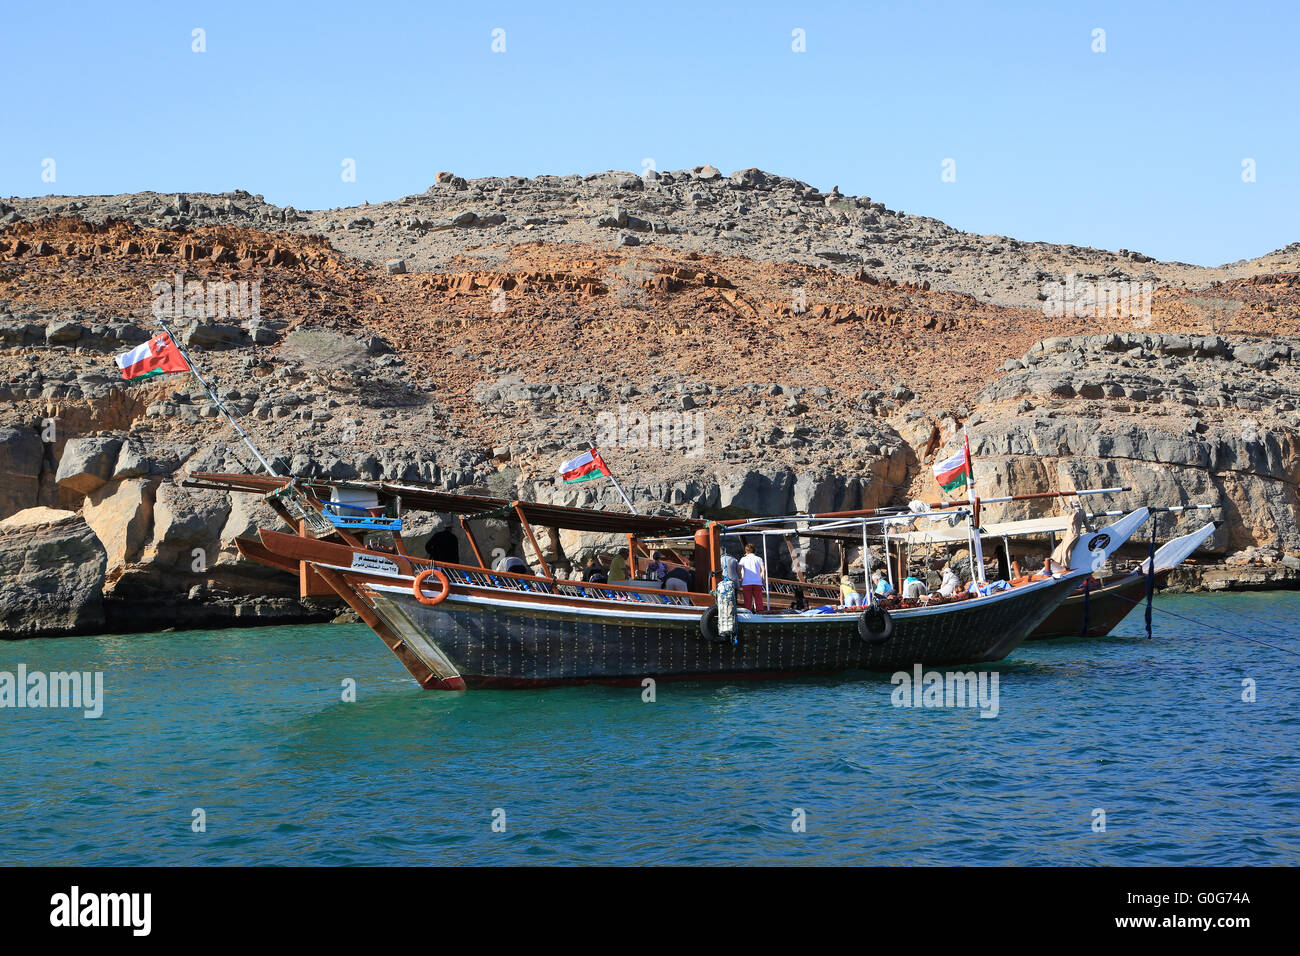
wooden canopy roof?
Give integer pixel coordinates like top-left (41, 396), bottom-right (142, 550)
top-left (185, 472), bottom-right (704, 536)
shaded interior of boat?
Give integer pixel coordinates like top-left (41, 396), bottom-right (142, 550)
top-left (189, 471), bottom-right (1080, 619)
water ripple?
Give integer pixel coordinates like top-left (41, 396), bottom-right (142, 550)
top-left (0, 593), bottom-right (1297, 864)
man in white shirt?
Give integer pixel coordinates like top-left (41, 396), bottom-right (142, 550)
top-left (738, 543), bottom-right (767, 611)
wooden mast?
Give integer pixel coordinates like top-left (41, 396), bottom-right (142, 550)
top-left (514, 502), bottom-right (554, 579)
top-left (459, 516), bottom-right (488, 569)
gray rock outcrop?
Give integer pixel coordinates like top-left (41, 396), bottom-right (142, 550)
top-left (0, 509), bottom-right (107, 637)
top-left (55, 436), bottom-right (123, 496)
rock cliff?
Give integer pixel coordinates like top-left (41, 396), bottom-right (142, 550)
top-left (2, 170), bottom-right (1297, 636)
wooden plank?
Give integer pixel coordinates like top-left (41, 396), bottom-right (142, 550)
top-left (255, 528), bottom-right (709, 608)
top-left (233, 536), bottom-right (299, 574)
top-left (313, 565), bottom-right (463, 690)
top-left (299, 560), bottom-right (337, 599)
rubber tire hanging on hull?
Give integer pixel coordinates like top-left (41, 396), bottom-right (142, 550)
top-left (698, 605), bottom-right (735, 644)
top-left (858, 604), bottom-right (894, 644)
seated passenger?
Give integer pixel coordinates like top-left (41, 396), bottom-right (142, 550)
top-left (583, 556), bottom-right (608, 584)
top-left (646, 550), bottom-right (670, 585)
top-left (492, 554), bottom-right (529, 575)
top-left (840, 576), bottom-right (863, 607)
top-left (938, 563), bottom-right (961, 597)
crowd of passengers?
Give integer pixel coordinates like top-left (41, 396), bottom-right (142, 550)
top-left (414, 523), bottom-right (1079, 609)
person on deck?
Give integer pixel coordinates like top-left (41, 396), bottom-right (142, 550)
top-left (492, 554), bottom-right (529, 575)
top-left (1048, 510), bottom-right (1086, 572)
top-left (583, 555), bottom-right (608, 583)
top-left (839, 575), bottom-right (863, 607)
top-left (608, 549), bottom-right (630, 583)
top-left (902, 572), bottom-right (927, 599)
top-left (939, 562), bottom-right (962, 597)
top-left (722, 550), bottom-right (742, 589)
top-left (664, 566), bottom-right (693, 592)
top-left (872, 571), bottom-right (895, 597)
top-left (738, 543), bottom-right (767, 611)
top-left (646, 550), bottom-right (670, 585)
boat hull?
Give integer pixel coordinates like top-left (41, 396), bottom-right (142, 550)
top-left (1028, 569), bottom-right (1168, 640)
top-left (359, 572), bottom-right (1083, 688)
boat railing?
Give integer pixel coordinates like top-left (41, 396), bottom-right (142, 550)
top-left (766, 577), bottom-right (840, 599)
top-left (629, 555), bottom-right (842, 603)
top-left (413, 558), bottom-right (701, 608)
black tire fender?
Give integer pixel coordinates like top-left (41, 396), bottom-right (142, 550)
top-left (698, 604), bottom-right (734, 644)
top-left (858, 604), bottom-right (894, 644)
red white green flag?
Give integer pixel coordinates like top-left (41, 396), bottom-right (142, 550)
top-left (933, 433), bottom-right (972, 492)
top-left (560, 448), bottom-right (612, 484)
top-left (115, 333), bottom-right (190, 382)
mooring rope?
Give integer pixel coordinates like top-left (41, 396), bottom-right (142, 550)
top-left (1108, 591), bottom-right (1299, 658)
top-left (1080, 578), bottom-right (1090, 637)
top-left (1144, 517), bottom-right (1157, 639)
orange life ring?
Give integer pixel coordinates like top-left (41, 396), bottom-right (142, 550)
top-left (412, 568), bottom-right (450, 606)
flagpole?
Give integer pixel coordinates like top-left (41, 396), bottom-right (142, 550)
top-left (592, 443), bottom-right (639, 515)
top-left (965, 427), bottom-right (988, 585)
top-left (155, 315), bottom-right (280, 477)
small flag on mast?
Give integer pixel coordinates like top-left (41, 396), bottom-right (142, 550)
top-left (115, 333), bottom-right (190, 382)
top-left (559, 447), bottom-right (638, 513)
top-left (932, 433), bottom-right (972, 492)
top-left (559, 448), bottom-right (613, 484)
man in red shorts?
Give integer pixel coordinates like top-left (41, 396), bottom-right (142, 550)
top-left (738, 543), bottom-right (767, 611)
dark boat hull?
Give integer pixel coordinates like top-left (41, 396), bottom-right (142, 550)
top-left (1028, 570), bottom-right (1168, 640)
top-left (362, 572), bottom-right (1083, 687)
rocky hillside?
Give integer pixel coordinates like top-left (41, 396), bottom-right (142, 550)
top-left (8, 166), bottom-right (1300, 310)
top-left (3, 169), bottom-right (1298, 636)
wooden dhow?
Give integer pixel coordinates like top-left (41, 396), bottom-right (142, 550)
top-left (185, 472), bottom-right (1122, 690)
top-left (1027, 519), bottom-right (1218, 640)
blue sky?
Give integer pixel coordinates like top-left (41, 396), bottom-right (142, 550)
top-left (3, 1), bottom-right (1295, 266)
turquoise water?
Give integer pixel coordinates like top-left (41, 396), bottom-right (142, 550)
top-left (2, 591), bottom-right (1297, 865)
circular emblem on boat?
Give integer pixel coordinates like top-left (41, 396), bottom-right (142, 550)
top-left (858, 605), bottom-right (894, 644)
top-left (1088, 533), bottom-right (1111, 552)
top-left (412, 567), bottom-right (451, 606)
